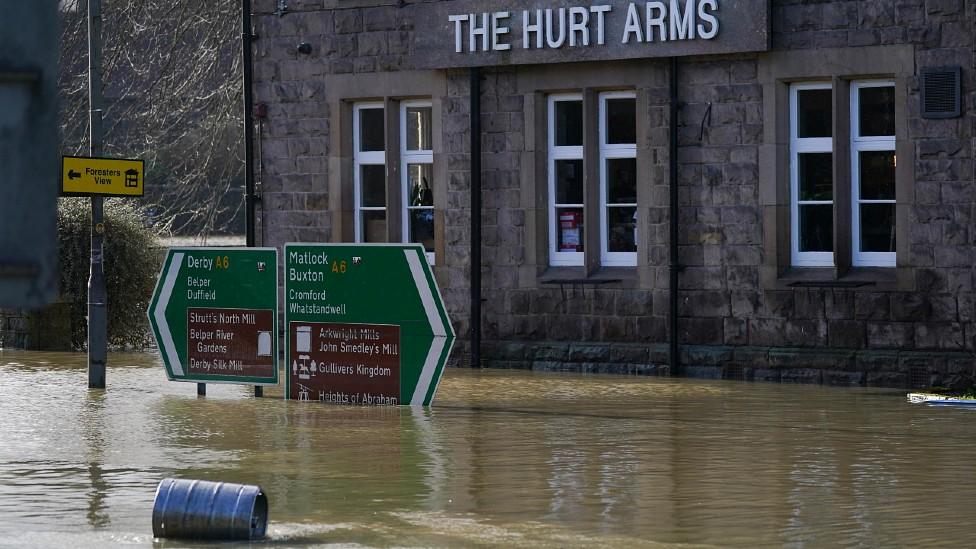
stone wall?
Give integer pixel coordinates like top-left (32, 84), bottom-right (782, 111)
top-left (0, 309), bottom-right (29, 349)
top-left (251, 0), bottom-right (976, 388)
top-left (0, 304), bottom-right (75, 352)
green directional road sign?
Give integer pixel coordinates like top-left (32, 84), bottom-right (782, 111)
top-left (284, 243), bottom-right (455, 406)
top-left (148, 248), bottom-right (279, 385)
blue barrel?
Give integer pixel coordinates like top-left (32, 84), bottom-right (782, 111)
top-left (152, 478), bottom-right (268, 540)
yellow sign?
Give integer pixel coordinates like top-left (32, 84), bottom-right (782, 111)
top-left (61, 156), bottom-right (144, 197)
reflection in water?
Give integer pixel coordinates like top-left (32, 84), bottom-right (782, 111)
top-left (85, 462), bottom-right (109, 529)
top-left (411, 408), bottom-right (450, 509)
top-left (83, 391), bottom-right (110, 528)
top-left (2, 349), bottom-right (976, 547)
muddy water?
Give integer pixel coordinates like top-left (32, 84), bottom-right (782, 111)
top-left (1, 350), bottom-right (975, 547)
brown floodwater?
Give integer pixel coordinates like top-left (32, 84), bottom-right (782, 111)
top-left (1, 349), bottom-right (974, 547)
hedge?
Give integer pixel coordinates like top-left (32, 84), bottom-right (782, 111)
top-left (58, 198), bottom-right (161, 349)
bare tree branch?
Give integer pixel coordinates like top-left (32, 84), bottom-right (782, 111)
top-left (59, 0), bottom-right (244, 236)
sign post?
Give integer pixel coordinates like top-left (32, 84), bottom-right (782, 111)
top-left (87, 0), bottom-right (107, 389)
top-left (59, 155), bottom-right (146, 389)
top-left (284, 244), bottom-right (455, 406)
top-left (148, 248), bottom-right (279, 387)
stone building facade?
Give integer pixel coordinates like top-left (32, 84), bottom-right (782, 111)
top-left (251, 0), bottom-right (975, 388)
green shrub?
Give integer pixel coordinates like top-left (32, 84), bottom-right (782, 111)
top-left (58, 198), bottom-right (161, 349)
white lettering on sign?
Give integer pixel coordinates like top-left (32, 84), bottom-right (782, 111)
top-left (450, 1), bottom-right (719, 52)
top-left (187, 276), bottom-right (210, 288)
top-left (546, 8), bottom-right (566, 48)
top-left (185, 255), bottom-right (213, 271)
top-left (289, 268), bottom-right (325, 282)
top-left (449, 12), bottom-right (515, 52)
top-left (470, 12), bottom-right (489, 52)
top-left (623, 3), bottom-right (643, 43)
top-left (187, 289), bottom-right (216, 301)
top-left (492, 11), bottom-right (511, 50)
top-left (287, 250), bottom-right (329, 265)
top-left (287, 250), bottom-right (329, 283)
top-left (697, 0), bottom-right (719, 39)
top-left (647, 1), bottom-right (667, 41)
top-left (568, 7), bottom-right (589, 46)
top-left (523, 10), bottom-right (543, 48)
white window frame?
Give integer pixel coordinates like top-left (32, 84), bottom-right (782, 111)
top-left (353, 102), bottom-right (386, 243)
top-left (790, 82), bottom-right (834, 267)
top-left (851, 80), bottom-right (896, 267)
top-left (400, 100), bottom-right (435, 264)
top-left (599, 91), bottom-right (638, 267)
top-left (548, 93), bottom-right (584, 267)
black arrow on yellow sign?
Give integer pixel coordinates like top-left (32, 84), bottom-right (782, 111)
top-left (61, 155), bottom-right (144, 197)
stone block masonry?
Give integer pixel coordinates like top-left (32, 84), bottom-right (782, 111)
top-left (252, 0), bottom-right (976, 389)
top-left (0, 310), bottom-right (29, 349)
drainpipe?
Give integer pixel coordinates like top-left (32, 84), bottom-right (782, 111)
top-left (243, 0), bottom-right (256, 250)
top-left (242, 0), bottom-right (261, 397)
top-left (470, 67), bottom-right (482, 369)
top-left (669, 58), bottom-right (681, 377)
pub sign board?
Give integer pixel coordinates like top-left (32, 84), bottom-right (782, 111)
top-left (148, 248), bottom-right (279, 386)
top-left (410, 0), bottom-right (770, 69)
top-left (284, 243), bottom-right (455, 407)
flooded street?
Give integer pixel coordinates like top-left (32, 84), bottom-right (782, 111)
top-left (1, 350), bottom-right (975, 547)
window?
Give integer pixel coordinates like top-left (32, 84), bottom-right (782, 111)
top-left (600, 92), bottom-right (637, 266)
top-left (400, 101), bottom-right (435, 262)
top-left (548, 94), bottom-right (585, 266)
top-left (352, 98), bottom-right (439, 259)
top-left (759, 45), bottom-right (912, 286)
top-left (851, 82), bottom-right (896, 267)
top-left (354, 103), bottom-right (386, 242)
top-left (790, 83), bottom-right (834, 267)
top-left (789, 80), bottom-right (897, 269)
top-left (547, 91), bottom-right (638, 267)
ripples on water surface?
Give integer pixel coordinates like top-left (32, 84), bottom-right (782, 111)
top-left (1, 350), bottom-right (975, 547)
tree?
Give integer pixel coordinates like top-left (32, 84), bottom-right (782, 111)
top-left (59, 0), bottom-right (245, 236)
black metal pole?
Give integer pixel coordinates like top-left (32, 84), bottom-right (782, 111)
top-left (470, 67), bottom-right (482, 369)
top-left (668, 58), bottom-right (680, 377)
top-left (243, 0), bottom-right (256, 250)
top-left (87, 0), bottom-right (107, 389)
top-left (242, 0), bottom-right (261, 398)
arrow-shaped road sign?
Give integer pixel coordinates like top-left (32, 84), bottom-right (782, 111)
top-left (148, 248), bottom-right (279, 385)
top-left (284, 243), bottom-right (455, 406)
top-left (61, 155), bottom-right (144, 197)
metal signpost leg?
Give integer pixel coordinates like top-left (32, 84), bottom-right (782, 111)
top-left (87, 0), bottom-right (107, 389)
top-left (88, 197), bottom-right (107, 388)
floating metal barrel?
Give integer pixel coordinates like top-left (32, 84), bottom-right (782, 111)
top-left (152, 478), bottom-right (268, 540)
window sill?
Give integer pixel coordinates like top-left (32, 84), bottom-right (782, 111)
top-left (539, 266), bottom-right (637, 289)
top-left (770, 266), bottom-right (900, 291)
